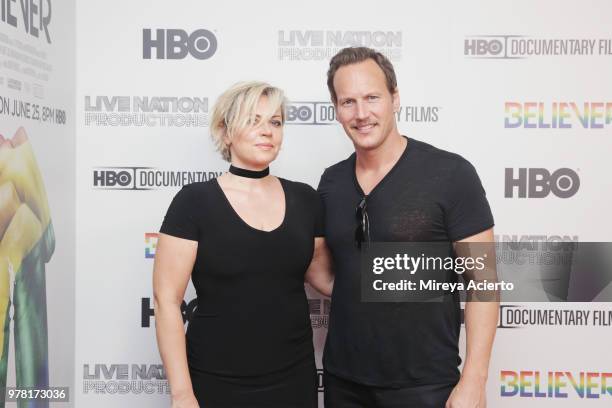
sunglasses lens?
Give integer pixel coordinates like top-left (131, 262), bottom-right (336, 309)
top-left (354, 198), bottom-right (367, 248)
top-left (355, 199), bottom-right (364, 218)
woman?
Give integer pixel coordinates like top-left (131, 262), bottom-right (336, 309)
top-left (153, 81), bottom-right (334, 408)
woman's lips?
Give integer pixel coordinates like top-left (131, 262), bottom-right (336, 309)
top-left (255, 143), bottom-right (274, 150)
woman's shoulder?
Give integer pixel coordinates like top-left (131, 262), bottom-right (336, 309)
top-left (169, 179), bottom-right (218, 206)
top-left (278, 177), bottom-right (317, 195)
top-left (278, 177), bottom-right (320, 208)
top-left (182, 179), bottom-right (218, 193)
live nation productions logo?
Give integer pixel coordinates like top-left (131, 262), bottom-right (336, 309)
top-left (465, 35), bottom-right (612, 58)
top-left (504, 168), bottom-right (580, 198)
top-left (92, 167), bottom-right (222, 190)
top-left (83, 96), bottom-right (209, 127)
top-left (0, 0), bottom-right (52, 43)
top-left (278, 30), bottom-right (403, 61)
top-left (504, 102), bottom-right (612, 129)
top-left (286, 102), bottom-right (440, 126)
top-left (83, 363), bottom-right (168, 395)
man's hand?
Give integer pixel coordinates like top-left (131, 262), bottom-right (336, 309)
top-left (448, 228), bottom-right (497, 408)
top-left (445, 374), bottom-right (486, 408)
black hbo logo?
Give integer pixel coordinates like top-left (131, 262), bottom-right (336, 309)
top-left (286, 102), bottom-right (335, 125)
top-left (93, 168), bottom-right (140, 189)
top-left (143, 29), bottom-right (217, 60)
top-left (287, 104), bottom-right (313, 122)
top-left (505, 168), bottom-right (580, 198)
top-left (464, 37), bottom-right (505, 57)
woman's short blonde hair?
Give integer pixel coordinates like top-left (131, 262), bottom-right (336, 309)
top-left (210, 81), bottom-right (286, 162)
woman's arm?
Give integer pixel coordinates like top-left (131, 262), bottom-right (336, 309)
top-left (305, 237), bottom-right (335, 297)
top-left (153, 233), bottom-right (199, 408)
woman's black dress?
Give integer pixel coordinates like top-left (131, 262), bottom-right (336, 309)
top-left (160, 177), bottom-right (323, 407)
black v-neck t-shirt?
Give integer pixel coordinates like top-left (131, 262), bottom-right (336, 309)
top-left (317, 137), bottom-right (494, 387)
top-left (160, 177), bottom-right (323, 376)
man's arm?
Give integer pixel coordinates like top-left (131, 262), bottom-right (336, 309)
top-left (305, 237), bottom-right (334, 297)
top-left (446, 227), bottom-right (498, 408)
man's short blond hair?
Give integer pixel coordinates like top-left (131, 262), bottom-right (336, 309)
top-left (210, 81), bottom-right (286, 162)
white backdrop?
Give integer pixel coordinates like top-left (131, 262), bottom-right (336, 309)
top-left (73, 1), bottom-right (612, 407)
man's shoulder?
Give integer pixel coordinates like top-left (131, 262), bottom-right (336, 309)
top-left (319, 153), bottom-right (355, 184)
top-left (409, 138), bottom-right (467, 167)
top-left (326, 153), bottom-right (355, 173)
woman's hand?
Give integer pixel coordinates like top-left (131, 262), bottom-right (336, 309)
top-left (171, 393), bottom-right (200, 408)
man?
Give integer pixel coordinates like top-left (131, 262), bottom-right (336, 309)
top-left (317, 47), bottom-right (498, 407)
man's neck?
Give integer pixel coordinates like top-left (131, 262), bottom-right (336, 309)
top-left (355, 131), bottom-right (407, 173)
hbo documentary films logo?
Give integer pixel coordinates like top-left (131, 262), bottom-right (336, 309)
top-left (285, 102), bottom-right (440, 125)
top-left (465, 35), bottom-right (612, 58)
top-left (504, 168), bottom-right (580, 199)
top-left (498, 305), bottom-right (612, 329)
top-left (143, 29), bottom-right (217, 60)
top-left (92, 167), bottom-right (222, 190)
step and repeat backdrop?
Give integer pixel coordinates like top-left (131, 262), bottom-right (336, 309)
top-left (73, 0), bottom-right (612, 407)
top-left (0, 0), bottom-right (75, 407)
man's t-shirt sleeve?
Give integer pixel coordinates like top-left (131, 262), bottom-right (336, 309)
top-left (314, 192), bottom-right (325, 237)
top-left (315, 169), bottom-right (330, 238)
top-left (159, 185), bottom-right (200, 241)
top-left (445, 159), bottom-right (494, 242)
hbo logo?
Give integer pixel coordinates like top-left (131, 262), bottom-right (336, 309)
top-left (93, 170), bottom-right (132, 188)
top-left (141, 298), bottom-right (197, 328)
top-left (505, 168), bottom-right (580, 198)
top-left (286, 102), bottom-right (335, 125)
top-left (464, 38), bottom-right (504, 56)
top-left (287, 104), bottom-right (313, 122)
top-left (143, 29), bottom-right (217, 60)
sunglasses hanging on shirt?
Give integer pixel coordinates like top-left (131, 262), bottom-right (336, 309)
top-left (355, 196), bottom-right (370, 249)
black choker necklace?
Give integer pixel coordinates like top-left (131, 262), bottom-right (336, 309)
top-left (229, 165), bottom-right (269, 179)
